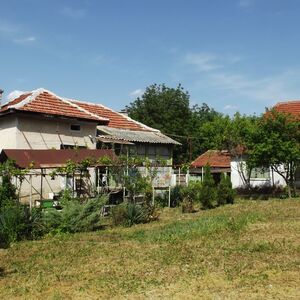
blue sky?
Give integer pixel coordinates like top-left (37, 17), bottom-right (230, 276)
top-left (1, 0), bottom-right (300, 115)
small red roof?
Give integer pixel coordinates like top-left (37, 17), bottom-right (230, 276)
top-left (273, 100), bottom-right (300, 117)
top-left (191, 150), bottom-right (231, 168)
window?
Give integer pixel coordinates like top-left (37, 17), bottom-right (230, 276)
top-left (147, 146), bottom-right (156, 156)
top-left (137, 145), bottom-right (146, 155)
top-left (129, 145), bottom-right (137, 155)
top-left (70, 124), bottom-right (81, 131)
top-left (157, 146), bottom-right (170, 157)
top-left (251, 167), bottom-right (270, 179)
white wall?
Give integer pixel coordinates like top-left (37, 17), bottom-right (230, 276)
top-left (0, 116), bottom-right (18, 152)
top-left (231, 160), bottom-right (286, 188)
top-left (16, 115), bottom-right (97, 149)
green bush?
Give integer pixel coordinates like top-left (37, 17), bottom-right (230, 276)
top-left (181, 198), bottom-right (194, 213)
top-left (199, 165), bottom-right (216, 209)
top-left (42, 196), bottom-right (107, 234)
top-left (111, 202), bottom-right (158, 227)
top-left (217, 174), bottom-right (235, 206)
top-left (180, 181), bottom-right (202, 213)
top-left (154, 194), bottom-right (168, 208)
top-left (170, 185), bottom-right (184, 207)
top-left (0, 205), bottom-right (43, 248)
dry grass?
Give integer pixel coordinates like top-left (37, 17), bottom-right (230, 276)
top-left (1, 199), bottom-right (300, 299)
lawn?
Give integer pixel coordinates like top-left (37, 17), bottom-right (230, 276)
top-left (1, 199), bottom-right (300, 299)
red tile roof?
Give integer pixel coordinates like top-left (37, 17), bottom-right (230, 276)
top-left (0, 88), bottom-right (156, 131)
top-left (73, 100), bottom-right (154, 131)
top-left (0, 89), bottom-right (108, 123)
top-left (191, 150), bottom-right (231, 168)
top-left (273, 100), bottom-right (300, 117)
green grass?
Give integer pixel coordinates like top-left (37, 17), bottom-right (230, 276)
top-left (1, 199), bottom-right (300, 299)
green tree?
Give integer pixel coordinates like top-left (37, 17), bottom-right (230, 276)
top-left (126, 83), bottom-right (191, 163)
top-left (199, 165), bottom-right (216, 209)
top-left (217, 173), bottom-right (235, 205)
top-left (222, 113), bottom-right (259, 189)
top-left (188, 104), bottom-right (223, 159)
top-left (250, 110), bottom-right (300, 198)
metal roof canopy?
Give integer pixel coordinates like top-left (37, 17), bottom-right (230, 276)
top-left (0, 149), bottom-right (116, 169)
top-left (97, 126), bottom-right (181, 145)
top-left (97, 136), bottom-right (134, 145)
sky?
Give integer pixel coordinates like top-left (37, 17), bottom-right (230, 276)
top-left (1, 0), bottom-right (300, 115)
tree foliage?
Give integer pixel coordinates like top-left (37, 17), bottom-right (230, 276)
top-left (126, 83), bottom-right (221, 163)
top-left (199, 165), bottom-right (216, 209)
top-left (250, 110), bottom-right (300, 197)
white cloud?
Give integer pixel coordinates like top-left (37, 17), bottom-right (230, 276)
top-left (184, 53), bottom-right (221, 72)
top-left (238, 0), bottom-right (255, 8)
top-left (6, 90), bottom-right (24, 102)
top-left (0, 23), bottom-right (19, 36)
top-left (210, 69), bottom-right (300, 103)
top-left (13, 36), bottom-right (36, 44)
top-left (0, 21), bottom-right (36, 45)
top-left (179, 50), bottom-right (300, 110)
top-left (60, 7), bottom-right (86, 19)
top-left (224, 104), bottom-right (238, 110)
top-left (129, 89), bottom-right (144, 98)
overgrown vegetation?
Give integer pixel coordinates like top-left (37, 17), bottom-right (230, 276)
top-left (111, 202), bottom-right (158, 227)
top-left (42, 195), bottom-right (107, 234)
top-left (1, 199), bottom-right (300, 299)
top-left (217, 173), bottom-right (235, 205)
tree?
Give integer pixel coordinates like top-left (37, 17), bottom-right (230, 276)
top-left (222, 113), bottom-right (259, 189)
top-left (188, 104), bottom-right (223, 158)
top-left (250, 110), bottom-right (300, 198)
top-left (217, 173), bottom-right (235, 205)
top-left (199, 165), bottom-right (216, 209)
top-left (126, 83), bottom-right (191, 163)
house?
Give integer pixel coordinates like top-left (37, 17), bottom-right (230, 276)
top-left (190, 149), bottom-right (286, 189)
top-left (191, 100), bottom-right (300, 190)
top-left (0, 88), bottom-right (179, 202)
top-left (190, 150), bottom-right (231, 183)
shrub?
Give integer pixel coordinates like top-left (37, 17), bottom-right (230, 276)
top-left (0, 204), bottom-right (43, 248)
top-left (217, 174), bottom-right (235, 206)
top-left (181, 198), bottom-right (194, 213)
top-left (111, 202), bottom-right (158, 227)
top-left (0, 174), bottom-right (18, 208)
top-left (199, 165), bottom-right (216, 209)
top-left (154, 194), bottom-right (168, 208)
top-left (180, 181), bottom-right (202, 213)
top-left (236, 184), bottom-right (285, 199)
top-left (42, 196), bottom-right (107, 234)
top-left (170, 185), bottom-right (184, 207)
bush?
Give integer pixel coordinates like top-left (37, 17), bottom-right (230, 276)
top-left (180, 181), bottom-right (202, 213)
top-left (0, 204), bottom-right (43, 248)
top-left (217, 174), bottom-right (235, 206)
top-left (154, 194), bottom-right (168, 208)
top-left (42, 196), bottom-right (107, 234)
top-left (170, 185), bottom-right (184, 207)
top-left (111, 202), bottom-right (158, 227)
top-left (181, 198), bottom-right (194, 213)
top-left (199, 165), bottom-right (216, 209)
top-left (236, 184), bottom-right (285, 199)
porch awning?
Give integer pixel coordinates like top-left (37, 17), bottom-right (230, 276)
top-left (97, 136), bottom-right (134, 145)
top-left (0, 149), bottom-right (116, 169)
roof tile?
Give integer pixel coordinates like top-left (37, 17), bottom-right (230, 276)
top-left (191, 150), bottom-right (231, 168)
top-left (274, 100), bottom-right (300, 117)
